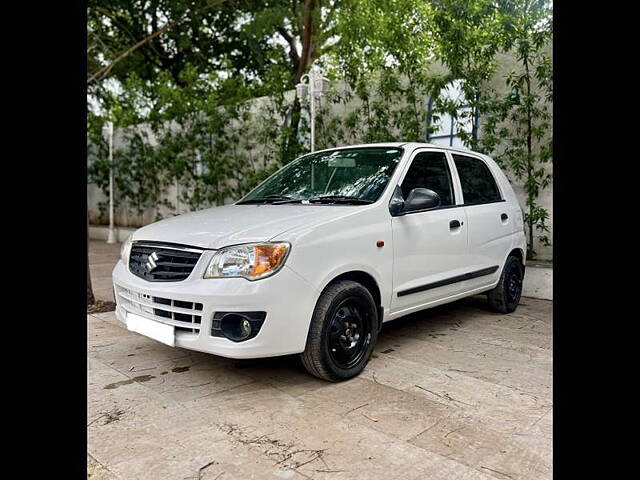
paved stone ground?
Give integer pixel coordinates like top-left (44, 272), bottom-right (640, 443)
top-left (88, 241), bottom-right (552, 480)
top-left (90, 241), bottom-right (121, 302)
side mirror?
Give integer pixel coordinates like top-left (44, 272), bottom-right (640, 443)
top-left (403, 188), bottom-right (441, 213)
top-left (389, 186), bottom-right (441, 216)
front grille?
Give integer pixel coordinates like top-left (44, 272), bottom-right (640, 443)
top-left (129, 243), bottom-right (202, 282)
top-left (115, 285), bottom-right (203, 334)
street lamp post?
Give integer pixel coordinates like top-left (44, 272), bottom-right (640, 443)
top-left (102, 121), bottom-right (116, 244)
top-left (296, 65), bottom-right (329, 152)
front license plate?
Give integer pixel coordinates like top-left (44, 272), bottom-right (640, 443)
top-left (127, 313), bottom-right (175, 347)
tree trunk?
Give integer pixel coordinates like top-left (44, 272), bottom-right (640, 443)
top-left (296, 0), bottom-right (318, 81)
top-left (287, 0), bottom-right (319, 153)
top-left (523, 52), bottom-right (535, 259)
top-left (288, 96), bottom-right (303, 157)
top-left (471, 91), bottom-right (481, 150)
top-left (87, 213), bottom-right (96, 306)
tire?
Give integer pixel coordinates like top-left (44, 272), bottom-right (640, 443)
top-left (300, 280), bottom-right (378, 382)
top-left (487, 255), bottom-right (524, 313)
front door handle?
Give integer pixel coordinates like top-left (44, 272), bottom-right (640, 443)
top-left (449, 220), bottom-right (462, 229)
top-left (501, 213), bottom-right (508, 221)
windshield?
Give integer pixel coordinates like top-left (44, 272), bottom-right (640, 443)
top-left (238, 147), bottom-right (403, 205)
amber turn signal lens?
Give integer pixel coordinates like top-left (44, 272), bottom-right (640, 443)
top-left (250, 244), bottom-right (289, 277)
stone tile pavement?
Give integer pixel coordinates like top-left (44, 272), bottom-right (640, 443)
top-left (88, 240), bottom-right (552, 479)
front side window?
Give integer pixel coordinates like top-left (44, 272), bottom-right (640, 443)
top-left (238, 147), bottom-right (403, 204)
top-left (400, 151), bottom-right (454, 206)
top-left (453, 154), bottom-right (501, 204)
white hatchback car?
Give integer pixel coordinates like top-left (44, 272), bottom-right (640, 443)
top-left (113, 142), bottom-right (526, 381)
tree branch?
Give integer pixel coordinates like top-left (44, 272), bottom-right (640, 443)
top-left (87, 0), bottom-right (227, 85)
top-left (277, 26), bottom-right (300, 69)
top-left (296, 0), bottom-right (317, 80)
top-left (87, 19), bottom-right (179, 85)
top-left (94, 5), bottom-right (166, 66)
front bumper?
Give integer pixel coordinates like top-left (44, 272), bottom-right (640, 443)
top-left (112, 258), bottom-right (319, 359)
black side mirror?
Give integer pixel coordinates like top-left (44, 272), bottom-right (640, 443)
top-left (403, 188), bottom-right (441, 213)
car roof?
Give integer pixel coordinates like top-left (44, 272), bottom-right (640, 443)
top-left (317, 142), bottom-right (483, 157)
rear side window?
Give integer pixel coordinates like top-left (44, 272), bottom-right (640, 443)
top-left (453, 154), bottom-right (501, 204)
top-left (401, 151), bottom-right (454, 206)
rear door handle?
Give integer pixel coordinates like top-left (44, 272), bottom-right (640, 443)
top-left (449, 220), bottom-right (462, 229)
top-left (501, 213), bottom-right (508, 221)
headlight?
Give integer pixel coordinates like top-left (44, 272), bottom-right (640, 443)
top-left (204, 242), bottom-right (290, 280)
top-left (120, 235), bottom-right (133, 266)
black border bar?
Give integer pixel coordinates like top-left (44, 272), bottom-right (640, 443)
top-left (397, 265), bottom-right (499, 297)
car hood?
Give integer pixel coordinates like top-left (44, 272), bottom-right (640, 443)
top-left (132, 204), bottom-right (365, 249)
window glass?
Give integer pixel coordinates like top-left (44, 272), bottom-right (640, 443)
top-left (239, 147), bottom-right (403, 203)
top-left (452, 154), bottom-right (501, 204)
top-left (400, 151), bottom-right (454, 206)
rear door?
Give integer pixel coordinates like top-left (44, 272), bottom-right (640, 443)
top-left (390, 149), bottom-right (469, 315)
top-left (451, 153), bottom-right (513, 290)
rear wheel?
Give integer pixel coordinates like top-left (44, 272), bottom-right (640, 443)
top-left (487, 255), bottom-right (524, 313)
top-left (300, 280), bottom-right (378, 382)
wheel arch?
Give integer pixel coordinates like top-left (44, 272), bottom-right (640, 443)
top-left (493, 247), bottom-right (526, 288)
top-left (319, 270), bottom-right (384, 330)
top-left (508, 247), bottom-right (525, 266)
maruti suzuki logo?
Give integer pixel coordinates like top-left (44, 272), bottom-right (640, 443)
top-left (145, 252), bottom-right (159, 272)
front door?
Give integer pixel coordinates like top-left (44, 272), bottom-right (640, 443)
top-left (391, 149), bottom-right (469, 316)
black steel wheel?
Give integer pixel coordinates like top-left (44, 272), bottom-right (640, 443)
top-left (505, 262), bottom-right (523, 305)
top-left (487, 255), bottom-right (524, 313)
top-left (300, 280), bottom-right (378, 381)
top-left (326, 298), bottom-right (372, 370)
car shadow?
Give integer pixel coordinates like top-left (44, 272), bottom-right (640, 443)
top-left (226, 295), bottom-right (493, 380)
top-left (380, 294), bottom-right (490, 337)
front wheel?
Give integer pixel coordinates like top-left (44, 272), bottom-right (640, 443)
top-left (487, 255), bottom-right (524, 313)
top-left (300, 280), bottom-right (378, 382)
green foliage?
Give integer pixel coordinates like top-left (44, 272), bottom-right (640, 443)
top-left (426, 0), bottom-right (503, 148)
top-left (314, 70), bottom-right (449, 148)
top-left (87, 0), bottom-right (553, 259)
top-left (87, 0), bottom-right (263, 87)
top-left (478, 0), bottom-right (552, 258)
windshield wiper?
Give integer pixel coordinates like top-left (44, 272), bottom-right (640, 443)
top-left (271, 198), bottom-right (305, 204)
top-left (308, 195), bottom-right (373, 205)
top-left (237, 195), bottom-right (294, 204)
top-left (240, 195), bottom-right (373, 205)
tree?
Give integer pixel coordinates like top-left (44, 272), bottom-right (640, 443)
top-left (427, 0), bottom-right (505, 148)
top-left (87, 0), bottom-right (553, 259)
top-left (88, 1), bottom-right (350, 161)
top-left (88, 0), bottom-right (232, 87)
top-left (230, 1), bottom-right (349, 158)
top-left (480, 0), bottom-right (552, 258)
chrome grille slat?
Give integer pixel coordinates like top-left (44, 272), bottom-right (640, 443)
top-left (117, 290), bottom-right (202, 317)
top-left (116, 285), bottom-right (201, 334)
top-left (128, 243), bottom-right (203, 282)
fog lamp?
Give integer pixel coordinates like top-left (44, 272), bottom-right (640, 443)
top-left (221, 314), bottom-right (253, 341)
top-left (211, 311), bottom-right (266, 342)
